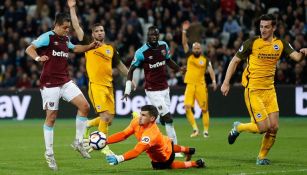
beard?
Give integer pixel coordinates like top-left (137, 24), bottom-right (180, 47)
top-left (193, 52), bottom-right (201, 58)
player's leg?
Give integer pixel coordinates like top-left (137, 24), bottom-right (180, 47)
top-left (40, 87), bottom-right (60, 170)
top-left (257, 89), bottom-right (279, 165)
top-left (98, 111), bottom-right (115, 155)
top-left (171, 159), bottom-right (205, 169)
top-left (64, 81), bottom-right (90, 158)
top-left (228, 89), bottom-right (269, 144)
top-left (184, 84), bottom-right (199, 137)
top-left (173, 144), bottom-right (195, 161)
top-left (195, 84), bottom-right (209, 137)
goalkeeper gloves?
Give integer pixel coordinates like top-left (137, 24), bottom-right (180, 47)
top-left (106, 154), bottom-right (124, 165)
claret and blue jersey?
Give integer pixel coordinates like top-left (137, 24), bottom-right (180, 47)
top-left (32, 31), bottom-right (75, 87)
top-left (131, 41), bottom-right (171, 91)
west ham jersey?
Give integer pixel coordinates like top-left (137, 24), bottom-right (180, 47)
top-left (131, 41), bottom-right (171, 91)
top-left (32, 31), bottom-right (75, 87)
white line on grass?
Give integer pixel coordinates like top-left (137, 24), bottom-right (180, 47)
top-left (230, 169), bottom-right (307, 175)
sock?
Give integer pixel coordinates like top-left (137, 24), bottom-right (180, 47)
top-left (186, 108), bottom-right (198, 130)
top-left (258, 132), bottom-right (276, 159)
top-left (171, 161), bottom-right (197, 169)
top-left (43, 124), bottom-right (54, 155)
top-left (202, 111), bottom-right (209, 132)
top-left (165, 123), bottom-right (178, 144)
top-left (76, 115), bottom-right (88, 142)
top-left (98, 119), bottom-right (108, 135)
top-left (173, 144), bottom-right (189, 153)
top-left (237, 122), bottom-right (260, 133)
top-left (87, 116), bottom-right (100, 127)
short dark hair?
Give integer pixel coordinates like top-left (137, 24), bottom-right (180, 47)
top-left (91, 23), bottom-right (104, 32)
top-left (259, 14), bottom-right (277, 26)
top-left (141, 105), bottom-right (159, 119)
top-left (54, 12), bottom-right (71, 25)
top-left (148, 26), bottom-right (159, 34)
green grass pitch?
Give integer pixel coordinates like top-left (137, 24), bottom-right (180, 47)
top-left (1, 117), bottom-right (307, 175)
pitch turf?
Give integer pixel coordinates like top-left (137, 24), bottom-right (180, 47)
top-left (1, 117), bottom-right (307, 175)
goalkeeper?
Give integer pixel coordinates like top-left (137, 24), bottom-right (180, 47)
top-left (104, 105), bottom-right (205, 169)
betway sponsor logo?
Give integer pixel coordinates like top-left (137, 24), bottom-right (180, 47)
top-left (52, 50), bottom-right (69, 58)
top-left (115, 90), bottom-right (201, 118)
top-left (0, 95), bottom-right (31, 120)
top-left (149, 60), bottom-right (165, 69)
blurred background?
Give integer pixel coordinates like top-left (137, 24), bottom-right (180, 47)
top-left (0, 0), bottom-right (306, 91)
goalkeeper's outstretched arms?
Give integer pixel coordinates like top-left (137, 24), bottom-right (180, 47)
top-left (106, 143), bottom-right (149, 165)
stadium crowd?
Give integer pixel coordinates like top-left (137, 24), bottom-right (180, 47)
top-left (0, 0), bottom-right (306, 90)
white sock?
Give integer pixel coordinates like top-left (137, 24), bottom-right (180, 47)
top-left (165, 123), bottom-right (178, 144)
top-left (43, 124), bottom-right (54, 155)
top-left (76, 116), bottom-right (88, 142)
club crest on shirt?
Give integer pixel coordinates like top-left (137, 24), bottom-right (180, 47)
top-left (161, 49), bottom-right (166, 56)
top-left (141, 136), bottom-right (150, 144)
top-left (54, 41), bottom-right (58, 45)
top-left (199, 60), bottom-right (204, 65)
top-left (96, 105), bottom-right (101, 110)
top-left (256, 113), bottom-right (262, 118)
top-left (106, 49), bottom-right (111, 55)
top-left (148, 56), bottom-right (153, 59)
top-left (273, 44), bottom-right (279, 51)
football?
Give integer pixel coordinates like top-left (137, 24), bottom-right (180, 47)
top-left (89, 131), bottom-right (107, 150)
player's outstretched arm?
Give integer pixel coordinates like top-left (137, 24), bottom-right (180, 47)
top-left (25, 44), bottom-right (49, 62)
top-left (182, 21), bottom-right (190, 53)
top-left (221, 56), bottom-right (241, 96)
top-left (67, 0), bottom-right (84, 41)
top-left (208, 62), bottom-right (217, 91)
top-left (122, 65), bottom-right (137, 100)
top-left (73, 41), bottom-right (99, 53)
top-left (106, 143), bottom-right (148, 165)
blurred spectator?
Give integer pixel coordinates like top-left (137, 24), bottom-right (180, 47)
top-left (0, 0), bottom-right (305, 90)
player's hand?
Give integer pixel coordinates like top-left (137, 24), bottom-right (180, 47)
top-left (122, 80), bottom-right (133, 101)
top-left (82, 138), bottom-right (94, 153)
top-left (89, 41), bottom-right (100, 49)
top-left (67, 0), bottom-right (76, 8)
top-left (38, 55), bottom-right (49, 62)
top-left (212, 81), bottom-right (217, 91)
top-left (221, 82), bottom-right (230, 96)
top-left (182, 20), bottom-right (190, 31)
top-left (300, 48), bottom-right (307, 56)
top-left (106, 154), bottom-right (124, 165)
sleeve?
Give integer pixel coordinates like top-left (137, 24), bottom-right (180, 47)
top-left (131, 49), bottom-right (144, 67)
top-left (112, 47), bottom-right (121, 68)
top-left (67, 38), bottom-right (76, 50)
top-left (235, 38), bottom-right (253, 60)
top-left (281, 39), bottom-right (295, 58)
top-left (122, 142), bottom-right (150, 161)
top-left (31, 32), bottom-right (50, 48)
top-left (107, 120), bottom-right (135, 144)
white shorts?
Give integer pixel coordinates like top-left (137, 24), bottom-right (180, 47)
top-left (40, 80), bottom-right (82, 110)
top-left (145, 88), bottom-right (170, 116)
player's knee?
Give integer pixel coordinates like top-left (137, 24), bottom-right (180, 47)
top-left (185, 105), bottom-right (192, 110)
top-left (161, 113), bottom-right (173, 124)
top-left (80, 102), bottom-right (90, 115)
top-left (269, 124), bottom-right (279, 133)
top-left (201, 109), bottom-right (208, 113)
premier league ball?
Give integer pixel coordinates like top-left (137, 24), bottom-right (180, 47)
top-left (89, 131), bottom-right (107, 150)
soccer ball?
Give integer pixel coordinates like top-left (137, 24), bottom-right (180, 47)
top-left (89, 131), bottom-right (107, 150)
